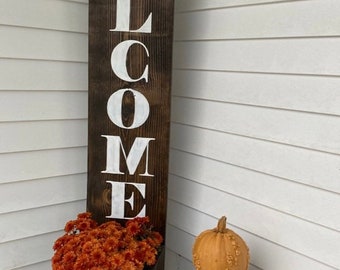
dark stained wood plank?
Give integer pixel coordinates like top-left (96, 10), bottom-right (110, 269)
top-left (87, 5), bottom-right (174, 270)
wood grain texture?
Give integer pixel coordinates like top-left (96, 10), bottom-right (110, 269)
top-left (87, 0), bottom-right (174, 246)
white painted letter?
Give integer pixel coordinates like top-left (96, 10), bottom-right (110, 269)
top-left (107, 88), bottom-right (150, 129)
top-left (102, 136), bottom-right (155, 176)
top-left (110, 0), bottom-right (152, 33)
top-left (111, 40), bottom-right (149, 82)
top-left (106, 181), bottom-right (146, 219)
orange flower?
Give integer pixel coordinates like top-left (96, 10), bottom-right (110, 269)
top-left (126, 220), bottom-right (141, 236)
top-left (52, 212), bottom-right (163, 270)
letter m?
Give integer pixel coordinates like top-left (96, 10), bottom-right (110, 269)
top-left (102, 135), bottom-right (155, 176)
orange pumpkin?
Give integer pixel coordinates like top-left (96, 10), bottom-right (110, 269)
top-left (192, 216), bottom-right (249, 270)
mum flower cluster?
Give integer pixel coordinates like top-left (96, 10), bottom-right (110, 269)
top-left (52, 212), bottom-right (163, 270)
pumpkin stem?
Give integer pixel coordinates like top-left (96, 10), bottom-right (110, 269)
top-left (217, 216), bottom-right (227, 233)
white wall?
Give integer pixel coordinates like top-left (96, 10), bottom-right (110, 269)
top-left (0, 0), bottom-right (88, 269)
top-left (166, 0), bottom-right (340, 269)
top-left (1, 0), bottom-right (340, 270)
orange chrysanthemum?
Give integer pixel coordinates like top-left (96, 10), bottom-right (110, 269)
top-left (52, 212), bottom-right (163, 270)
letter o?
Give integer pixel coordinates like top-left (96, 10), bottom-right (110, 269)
top-left (107, 88), bottom-right (150, 129)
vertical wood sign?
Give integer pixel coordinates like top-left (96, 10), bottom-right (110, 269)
top-left (87, 1), bottom-right (174, 263)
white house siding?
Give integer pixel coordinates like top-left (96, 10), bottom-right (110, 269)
top-left (0, 0), bottom-right (88, 269)
top-left (167, 0), bottom-right (340, 269)
top-left (1, 0), bottom-right (340, 270)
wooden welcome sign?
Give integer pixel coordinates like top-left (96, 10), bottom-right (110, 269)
top-left (87, 1), bottom-right (174, 266)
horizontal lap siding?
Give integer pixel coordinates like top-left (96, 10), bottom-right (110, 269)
top-left (0, 120), bottom-right (87, 152)
top-left (174, 39), bottom-right (340, 76)
top-left (0, 0), bottom-right (88, 32)
top-left (174, 0), bottom-right (303, 11)
top-left (0, 59), bottom-right (87, 91)
top-left (0, 174), bottom-right (87, 214)
top-left (175, 0), bottom-right (340, 39)
top-left (172, 98), bottom-right (340, 155)
top-left (168, 0), bottom-right (340, 269)
top-left (0, 91), bottom-right (88, 122)
top-left (0, 0), bottom-right (88, 269)
top-left (0, 26), bottom-right (87, 62)
top-left (172, 70), bottom-right (340, 116)
top-left (169, 149), bottom-right (340, 232)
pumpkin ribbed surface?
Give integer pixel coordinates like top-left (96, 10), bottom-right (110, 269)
top-left (192, 216), bottom-right (249, 270)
